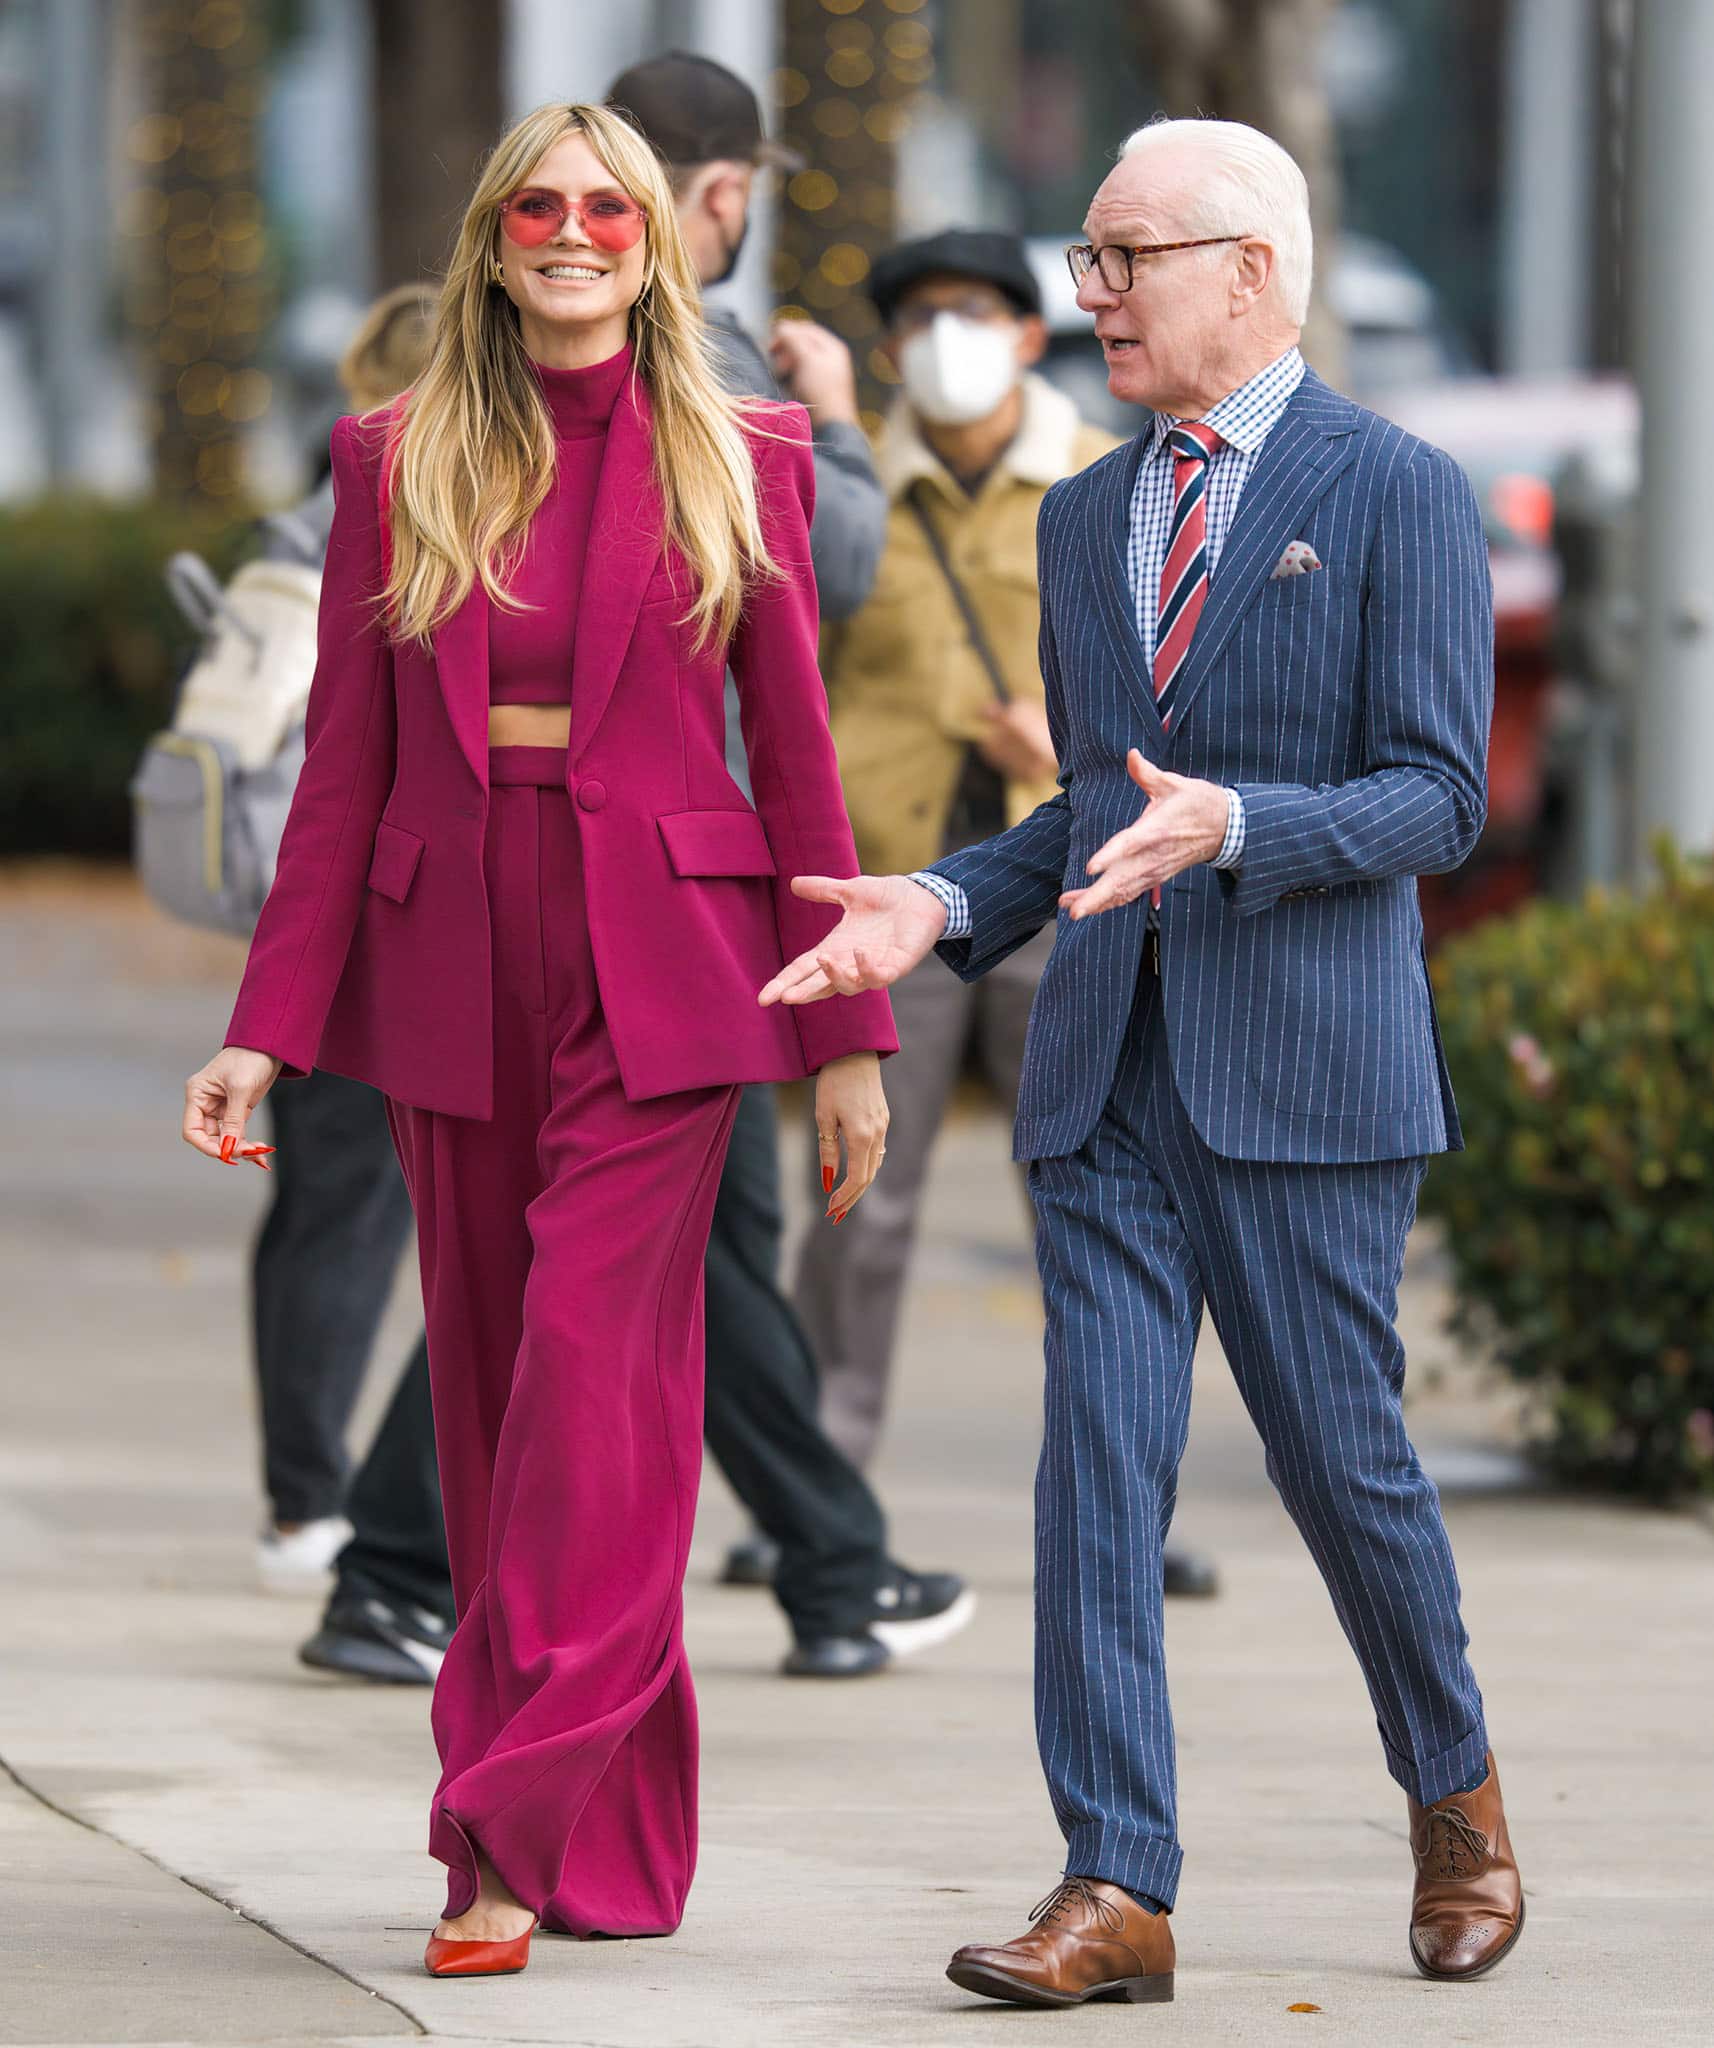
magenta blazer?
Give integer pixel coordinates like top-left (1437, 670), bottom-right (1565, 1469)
top-left (225, 378), bottom-right (896, 1120)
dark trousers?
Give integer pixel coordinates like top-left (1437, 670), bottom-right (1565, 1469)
top-left (702, 1083), bottom-right (891, 1639)
top-left (255, 1068), bottom-right (416, 1522)
top-left (257, 1068), bottom-right (451, 1624)
top-left (335, 1330), bottom-right (450, 1621)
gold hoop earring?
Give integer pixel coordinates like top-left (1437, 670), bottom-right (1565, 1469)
top-left (489, 259), bottom-right (506, 287)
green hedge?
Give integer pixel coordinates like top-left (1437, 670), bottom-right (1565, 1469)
top-left (0, 497), bottom-right (249, 858)
top-left (1423, 843), bottom-right (1714, 1503)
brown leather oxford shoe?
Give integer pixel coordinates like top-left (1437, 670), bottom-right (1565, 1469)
top-left (1408, 1751), bottom-right (1524, 1980)
top-left (946, 1876), bottom-right (1175, 2007)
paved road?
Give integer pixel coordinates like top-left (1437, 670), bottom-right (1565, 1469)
top-left (2, 869), bottom-right (1710, 2047)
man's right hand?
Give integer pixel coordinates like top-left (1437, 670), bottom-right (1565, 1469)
top-left (758, 874), bottom-right (947, 1005)
top-left (183, 1046), bottom-right (283, 1164)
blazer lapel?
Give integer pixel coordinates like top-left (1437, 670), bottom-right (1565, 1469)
top-left (568, 367), bottom-right (665, 765)
top-left (1162, 374), bottom-right (1360, 734)
top-left (432, 576), bottom-right (491, 788)
top-left (1087, 427), bottom-right (1167, 743)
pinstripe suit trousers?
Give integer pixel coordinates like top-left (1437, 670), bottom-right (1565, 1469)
top-left (1027, 966), bottom-right (1489, 1909)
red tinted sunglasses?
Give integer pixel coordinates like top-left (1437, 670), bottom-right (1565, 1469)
top-left (497, 186), bottom-right (648, 252)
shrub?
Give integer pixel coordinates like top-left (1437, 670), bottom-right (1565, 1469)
top-left (1423, 842), bottom-right (1714, 1503)
top-left (0, 497), bottom-right (249, 858)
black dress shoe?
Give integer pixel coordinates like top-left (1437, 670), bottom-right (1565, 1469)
top-left (781, 1632), bottom-right (892, 1678)
top-left (299, 1592), bottom-right (452, 1684)
top-left (1162, 1547), bottom-right (1220, 1599)
top-left (719, 1532), bottom-right (781, 1587)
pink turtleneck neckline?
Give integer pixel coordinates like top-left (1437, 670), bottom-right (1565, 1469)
top-left (527, 342), bottom-right (632, 442)
top-left (489, 343), bottom-right (634, 706)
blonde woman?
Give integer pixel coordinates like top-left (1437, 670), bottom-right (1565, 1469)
top-left (181, 104), bottom-right (895, 1976)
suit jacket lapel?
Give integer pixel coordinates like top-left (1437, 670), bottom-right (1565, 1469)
top-left (568, 367), bottom-right (664, 765)
top-left (1088, 428), bottom-right (1167, 743)
top-left (1162, 374), bottom-right (1360, 734)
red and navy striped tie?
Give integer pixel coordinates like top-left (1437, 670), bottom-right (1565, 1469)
top-left (1152, 421), bottom-right (1225, 725)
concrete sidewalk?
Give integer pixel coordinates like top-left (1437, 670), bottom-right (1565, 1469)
top-left (2, 868), bottom-right (1710, 2048)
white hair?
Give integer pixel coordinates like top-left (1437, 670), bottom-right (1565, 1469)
top-left (1119, 118), bottom-right (1313, 325)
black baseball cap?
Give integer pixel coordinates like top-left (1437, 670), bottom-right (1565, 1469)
top-left (606, 52), bottom-right (805, 174)
top-left (868, 229), bottom-right (1043, 325)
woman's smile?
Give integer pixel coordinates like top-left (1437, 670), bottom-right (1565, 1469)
top-left (533, 261), bottom-right (610, 287)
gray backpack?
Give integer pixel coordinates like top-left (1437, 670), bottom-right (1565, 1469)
top-left (131, 511), bottom-right (324, 936)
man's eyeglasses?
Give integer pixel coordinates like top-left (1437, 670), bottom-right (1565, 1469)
top-left (498, 186), bottom-right (648, 253)
top-left (1066, 236), bottom-right (1248, 293)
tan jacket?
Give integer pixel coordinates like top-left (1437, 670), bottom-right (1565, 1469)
top-left (821, 373), bottom-right (1119, 877)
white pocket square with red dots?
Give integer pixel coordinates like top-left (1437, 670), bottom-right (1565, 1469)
top-left (1271, 541), bottom-right (1323, 579)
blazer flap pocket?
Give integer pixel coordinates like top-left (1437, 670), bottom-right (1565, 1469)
top-left (657, 808), bottom-right (777, 878)
top-left (367, 819), bottom-right (424, 903)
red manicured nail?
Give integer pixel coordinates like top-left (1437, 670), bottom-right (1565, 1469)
top-left (240, 1144), bottom-right (276, 1158)
top-left (219, 1135), bottom-right (236, 1162)
top-left (832, 1210), bottom-right (846, 1226)
top-left (822, 1165), bottom-right (835, 1194)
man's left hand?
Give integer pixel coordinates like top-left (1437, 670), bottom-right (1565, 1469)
top-left (976, 698), bottom-right (1058, 784)
top-left (768, 319), bottom-right (860, 426)
top-left (1060, 749), bottom-right (1229, 920)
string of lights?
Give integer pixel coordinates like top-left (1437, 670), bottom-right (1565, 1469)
top-left (772, 0), bottom-right (934, 433)
top-left (123, 0), bottom-right (275, 509)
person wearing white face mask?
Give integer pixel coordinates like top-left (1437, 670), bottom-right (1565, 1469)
top-left (797, 229), bottom-right (1219, 1602)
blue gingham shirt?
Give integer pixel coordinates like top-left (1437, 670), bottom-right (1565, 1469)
top-left (913, 346), bottom-right (1306, 939)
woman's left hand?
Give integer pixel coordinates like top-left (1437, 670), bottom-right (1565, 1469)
top-left (813, 1052), bottom-right (889, 1223)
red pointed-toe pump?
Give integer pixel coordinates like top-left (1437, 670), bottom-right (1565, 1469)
top-left (423, 1919), bottom-right (537, 1978)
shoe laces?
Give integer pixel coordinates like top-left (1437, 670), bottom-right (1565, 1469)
top-left (1418, 1802), bottom-right (1489, 1880)
top-left (1029, 1876), bottom-right (1124, 1934)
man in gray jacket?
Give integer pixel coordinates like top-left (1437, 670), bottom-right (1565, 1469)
top-left (607, 53), bottom-right (974, 1677)
top-left (610, 52), bottom-right (880, 611)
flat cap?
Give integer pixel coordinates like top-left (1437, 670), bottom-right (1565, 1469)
top-left (868, 228), bottom-right (1042, 323)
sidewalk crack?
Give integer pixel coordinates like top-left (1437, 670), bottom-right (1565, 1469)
top-left (0, 1748), bottom-right (429, 2036)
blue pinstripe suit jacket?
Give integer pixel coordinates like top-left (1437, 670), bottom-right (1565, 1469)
top-left (928, 369), bottom-right (1494, 1166)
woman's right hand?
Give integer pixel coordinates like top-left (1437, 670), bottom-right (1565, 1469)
top-left (182, 1047), bottom-right (283, 1166)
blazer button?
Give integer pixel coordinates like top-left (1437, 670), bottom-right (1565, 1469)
top-left (577, 780), bottom-right (608, 812)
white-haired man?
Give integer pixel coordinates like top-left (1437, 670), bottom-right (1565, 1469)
top-left (761, 119), bottom-right (1521, 2003)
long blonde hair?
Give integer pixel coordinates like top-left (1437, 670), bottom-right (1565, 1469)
top-left (380, 103), bottom-right (776, 651)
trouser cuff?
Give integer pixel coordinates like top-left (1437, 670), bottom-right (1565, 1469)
top-left (1062, 1824), bottom-right (1184, 1912)
top-left (1381, 1718), bottom-right (1491, 1806)
top-left (337, 1555), bottom-right (455, 1628)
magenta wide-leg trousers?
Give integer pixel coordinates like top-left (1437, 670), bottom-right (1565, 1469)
top-left (387, 749), bottom-right (740, 1937)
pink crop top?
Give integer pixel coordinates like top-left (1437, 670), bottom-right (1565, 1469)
top-left (488, 343), bottom-right (634, 705)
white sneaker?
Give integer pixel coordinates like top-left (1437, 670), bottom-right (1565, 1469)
top-left (867, 1568), bottom-right (978, 1658)
top-left (257, 1516), bottom-right (353, 1596)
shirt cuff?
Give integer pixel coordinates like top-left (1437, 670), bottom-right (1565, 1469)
top-left (1211, 788), bottom-right (1246, 871)
top-left (907, 870), bottom-right (971, 938)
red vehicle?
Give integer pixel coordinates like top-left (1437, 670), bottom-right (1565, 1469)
top-left (1377, 378), bottom-right (1639, 943)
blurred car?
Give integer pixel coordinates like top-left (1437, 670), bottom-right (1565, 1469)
top-left (1377, 377), bottom-right (1639, 939)
top-left (1328, 233), bottom-right (1479, 400)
